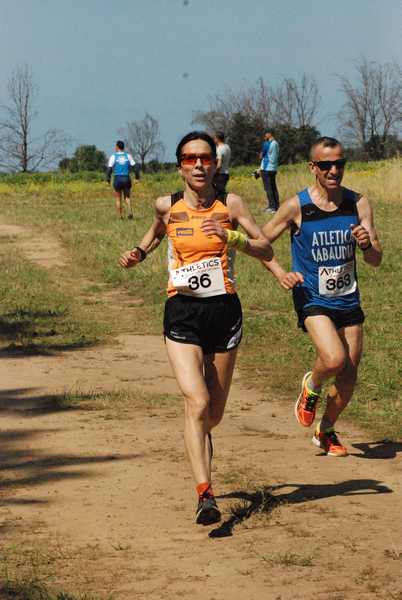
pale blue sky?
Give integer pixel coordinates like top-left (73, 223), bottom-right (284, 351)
top-left (1, 0), bottom-right (401, 160)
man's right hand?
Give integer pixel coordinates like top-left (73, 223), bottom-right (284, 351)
top-left (119, 248), bottom-right (142, 269)
top-left (279, 271), bottom-right (304, 290)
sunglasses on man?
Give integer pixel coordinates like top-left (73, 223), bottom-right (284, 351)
top-left (312, 159), bottom-right (347, 170)
top-left (180, 153), bottom-right (215, 167)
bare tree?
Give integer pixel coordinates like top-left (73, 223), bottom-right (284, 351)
top-left (337, 57), bottom-right (402, 158)
top-left (192, 74), bottom-right (321, 165)
top-left (0, 64), bottom-right (69, 172)
top-left (273, 74), bottom-right (321, 128)
top-left (193, 77), bottom-right (276, 134)
top-left (119, 113), bottom-right (165, 170)
top-left (193, 74), bottom-right (320, 134)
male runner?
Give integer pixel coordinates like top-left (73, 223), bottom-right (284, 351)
top-left (213, 132), bottom-right (231, 199)
top-left (260, 130), bottom-right (280, 213)
top-left (107, 141), bottom-right (136, 219)
top-left (262, 136), bottom-right (382, 456)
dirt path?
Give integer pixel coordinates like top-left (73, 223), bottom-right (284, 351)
top-left (0, 222), bottom-right (401, 600)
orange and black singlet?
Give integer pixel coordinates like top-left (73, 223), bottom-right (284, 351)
top-left (166, 191), bottom-right (236, 297)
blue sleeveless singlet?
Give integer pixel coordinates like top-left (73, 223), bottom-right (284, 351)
top-left (291, 187), bottom-right (361, 312)
top-left (112, 152), bottom-right (131, 177)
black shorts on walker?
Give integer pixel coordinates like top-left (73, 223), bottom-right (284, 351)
top-left (113, 176), bottom-right (132, 193)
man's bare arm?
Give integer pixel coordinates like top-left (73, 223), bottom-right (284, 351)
top-left (262, 195), bottom-right (300, 243)
top-left (260, 195), bottom-right (304, 289)
top-left (354, 195), bottom-right (382, 267)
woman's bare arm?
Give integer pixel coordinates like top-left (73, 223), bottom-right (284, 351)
top-left (119, 196), bottom-right (170, 268)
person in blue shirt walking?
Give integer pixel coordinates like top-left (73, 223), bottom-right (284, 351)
top-left (259, 130), bottom-right (280, 213)
top-left (261, 136), bottom-right (382, 457)
top-left (107, 140), bottom-right (137, 219)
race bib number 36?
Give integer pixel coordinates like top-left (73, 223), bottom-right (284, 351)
top-left (319, 261), bottom-right (357, 297)
top-left (170, 257), bottom-right (226, 298)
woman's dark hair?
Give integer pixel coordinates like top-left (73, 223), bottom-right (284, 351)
top-left (176, 131), bottom-right (216, 165)
top-left (116, 140), bottom-right (125, 150)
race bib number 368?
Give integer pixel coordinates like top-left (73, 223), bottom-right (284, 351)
top-left (318, 261), bottom-right (357, 297)
top-left (170, 257), bottom-right (226, 298)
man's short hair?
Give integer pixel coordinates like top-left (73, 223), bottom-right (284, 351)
top-left (310, 136), bottom-right (341, 160)
top-left (215, 131), bottom-right (225, 142)
top-left (265, 129), bottom-right (274, 136)
top-left (116, 140), bottom-right (125, 150)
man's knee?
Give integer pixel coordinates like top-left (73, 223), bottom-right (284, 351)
top-left (319, 349), bottom-right (347, 374)
top-left (338, 360), bottom-right (359, 384)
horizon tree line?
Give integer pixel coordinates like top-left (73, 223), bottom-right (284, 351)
top-left (0, 58), bottom-right (401, 173)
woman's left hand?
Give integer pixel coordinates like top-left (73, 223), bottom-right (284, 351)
top-left (200, 218), bottom-right (228, 241)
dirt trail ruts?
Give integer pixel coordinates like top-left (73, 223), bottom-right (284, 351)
top-left (0, 221), bottom-right (401, 600)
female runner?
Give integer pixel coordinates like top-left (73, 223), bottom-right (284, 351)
top-left (119, 131), bottom-right (297, 525)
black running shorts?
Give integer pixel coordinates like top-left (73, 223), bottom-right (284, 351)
top-left (113, 176), bottom-right (132, 192)
top-left (297, 304), bottom-right (365, 332)
top-left (163, 293), bottom-right (243, 354)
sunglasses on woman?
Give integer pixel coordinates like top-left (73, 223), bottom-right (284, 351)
top-left (312, 159), bottom-right (347, 170)
top-left (180, 153), bottom-right (215, 166)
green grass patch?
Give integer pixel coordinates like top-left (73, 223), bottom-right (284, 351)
top-left (0, 549), bottom-right (111, 600)
top-left (51, 389), bottom-right (181, 412)
top-left (260, 551), bottom-right (314, 567)
top-left (0, 250), bottom-right (109, 353)
top-left (0, 577), bottom-right (107, 600)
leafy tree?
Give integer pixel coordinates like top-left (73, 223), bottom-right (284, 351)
top-left (275, 125), bottom-right (321, 164)
top-left (60, 144), bottom-right (107, 172)
top-left (145, 159), bottom-right (176, 174)
top-left (226, 118), bottom-right (320, 166)
top-left (363, 134), bottom-right (402, 161)
top-left (226, 112), bottom-right (266, 165)
top-left (58, 157), bottom-right (71, 171)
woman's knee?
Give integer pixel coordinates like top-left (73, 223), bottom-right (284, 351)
top-left (184, 395), bottom-right (209, 422)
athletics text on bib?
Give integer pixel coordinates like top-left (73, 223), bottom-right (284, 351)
top-left (170, 257), bottom-right (226, 298)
